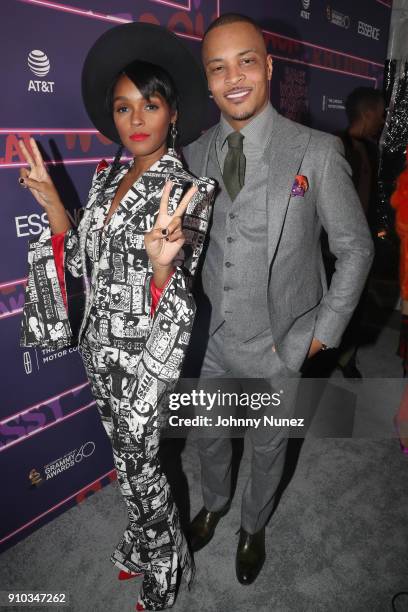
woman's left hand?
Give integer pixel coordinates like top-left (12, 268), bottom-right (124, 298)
top-left (144, 180), bottom-right (197, 269)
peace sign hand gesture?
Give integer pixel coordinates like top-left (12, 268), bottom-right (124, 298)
top-left (144, 180), bottom-right (197, 270)
top-left (18, 137), bottom-right (63, 210)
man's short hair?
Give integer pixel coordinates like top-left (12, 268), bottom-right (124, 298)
top-left (345, 87), bottom-right (384, 124)
top-left (203, 13), bottom-right (264, 41)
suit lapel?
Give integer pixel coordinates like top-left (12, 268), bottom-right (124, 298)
top-left (196, 125), bottom-right (219, 176)
top-left (104, 154), bottom-right (183, 237)
top-left (266, 111), bottom-right (310, 265)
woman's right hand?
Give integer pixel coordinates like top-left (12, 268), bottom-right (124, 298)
top-left (18, 137), bottom-right (63, 210)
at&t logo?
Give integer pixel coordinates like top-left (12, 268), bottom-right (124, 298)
top-left (27, 49), bottom-right (55, 93)
top-left (28, 50), bottom-right (50, 76)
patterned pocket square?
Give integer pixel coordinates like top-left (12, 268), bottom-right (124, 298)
top-left (291, 175), bottom-right (309, 197)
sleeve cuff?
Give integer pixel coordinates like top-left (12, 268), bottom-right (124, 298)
top-left (51, 231), bottom-right (67, 311)
top-left (150, 270), bottom-right (175, 316)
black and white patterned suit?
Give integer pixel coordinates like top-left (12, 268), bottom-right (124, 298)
top-left (21, 153), bottom-right (215, 610)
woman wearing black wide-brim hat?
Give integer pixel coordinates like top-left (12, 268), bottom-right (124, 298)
top-left (18, 22), bottom-right (215, 611)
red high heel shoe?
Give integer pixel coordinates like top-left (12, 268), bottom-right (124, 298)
top-left (118, 569), bottom-right (143, 581)
top-left (135, 603), bottom-right (145, 611)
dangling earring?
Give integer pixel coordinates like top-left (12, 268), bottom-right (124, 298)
top-left (169, 122), bottom-right (178, 155)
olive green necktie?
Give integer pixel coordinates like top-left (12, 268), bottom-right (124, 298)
top-left (222, 131), bottom-right (246, 201)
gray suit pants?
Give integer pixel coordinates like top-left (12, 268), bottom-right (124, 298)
top-left (197, 323), bottom-right (299, 534)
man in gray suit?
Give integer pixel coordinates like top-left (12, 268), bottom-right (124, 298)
top-left (183, 13), bottom-right (374, 584)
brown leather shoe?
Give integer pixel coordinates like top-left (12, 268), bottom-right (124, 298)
top-left (188, 503), bottom-right (230, 552)
top-left (235, 526), bottom-right (265, 585)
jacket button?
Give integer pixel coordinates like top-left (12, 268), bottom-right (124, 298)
top-left (227, 237), bottom-right (233, 243)
top-left (229, 213), bottom-right (235, 219)
top-left (224, 286), bottom-right (230, 291)
top-left (225, 261), bottom-right (232, 268)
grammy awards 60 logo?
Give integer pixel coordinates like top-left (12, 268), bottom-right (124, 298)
top-left (28, 442), bottom-right (96, 488)
top-left (44, 441), bottom-right (96, 480)
top-left (27, 49), bottom-right (55, 93)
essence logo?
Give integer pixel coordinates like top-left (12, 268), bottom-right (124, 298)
top-left (15, 208), bottom-right (83, 238)
top-left (15, 211), bottom-right (49, 238)
top-left (27, 49), bottom-right (55, 94)
top-left (358, 21), bottom-right (380, 41)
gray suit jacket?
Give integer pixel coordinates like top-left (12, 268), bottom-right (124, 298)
top-left (183, 108), bottom-right (374, 372)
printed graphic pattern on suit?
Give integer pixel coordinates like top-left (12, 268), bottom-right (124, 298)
top-left (21, 153), bottom-right (215, 609)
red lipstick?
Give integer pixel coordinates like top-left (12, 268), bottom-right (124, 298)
top-left (130, 133), bottom-right (150, 141)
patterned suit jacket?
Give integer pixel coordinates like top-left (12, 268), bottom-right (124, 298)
top-left (21, 153), bottom-right (215, 421)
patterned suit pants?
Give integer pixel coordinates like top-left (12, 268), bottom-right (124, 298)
top-left (80, 332), bottom-right (194, 610)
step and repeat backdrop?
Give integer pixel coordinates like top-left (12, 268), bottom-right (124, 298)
top-left (0, 0), bottom-right (392, 552)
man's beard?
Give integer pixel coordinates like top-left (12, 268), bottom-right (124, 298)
top-left (228, 109), bottom-right (255, 122)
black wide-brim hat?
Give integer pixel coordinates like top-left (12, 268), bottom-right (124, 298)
top-left (82, 22), bottom-right (207, 147)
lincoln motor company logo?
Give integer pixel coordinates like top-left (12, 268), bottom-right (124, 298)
top-left (23, 351), bottom-right (33, 375)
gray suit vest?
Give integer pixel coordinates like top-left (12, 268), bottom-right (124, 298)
top-left (201, 139), bottom-right (271, 341)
